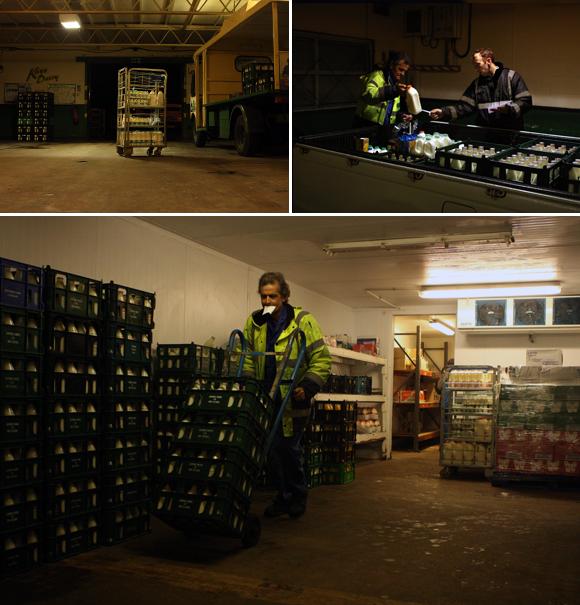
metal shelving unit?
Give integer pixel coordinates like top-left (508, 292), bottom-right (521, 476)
top-left (316, 346), bottom-right (389, 459)
top-left (439, 366), bottom-right (500, 478)
top-left (117, 68), bottom-right (167, 158)
top-left (392, 326), bottom-right (443, 451)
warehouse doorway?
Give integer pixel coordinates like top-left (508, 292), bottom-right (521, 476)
top-left (392, 315), bottom-right (456, 451)
top-left (86, 59), bottom-right (187, 141)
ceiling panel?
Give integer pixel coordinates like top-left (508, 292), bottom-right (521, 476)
top-left (142, 216), bottom-right (580, 310)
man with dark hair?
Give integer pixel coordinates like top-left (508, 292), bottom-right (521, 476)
top-left (243, 272), bottom-right (331, 519)
top-left (430, 48), bottom-right (532, 130)
top-left (354, 50), bottom-right (414, 144)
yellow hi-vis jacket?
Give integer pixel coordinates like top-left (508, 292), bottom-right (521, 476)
top-left (243, 304), bottom-right (331, 437)
top-left (355, 69), bottom-right (401, 126)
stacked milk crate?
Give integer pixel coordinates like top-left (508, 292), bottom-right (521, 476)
top-left (495, 367), bottom-right (580, 483)
top-left (100, 284), bottom-right (155, 545)
top-left (154, 343), bottom-right (222, 477)
top-left (0, 258), bottom-right (44, 577)
top-left (43, 268), bottom-right (102, 562)
top-left (305, 401), bottom-right (356, 488)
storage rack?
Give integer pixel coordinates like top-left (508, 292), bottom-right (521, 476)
top-left (0, 257), bottom-right (44, 577)
top-left (304, 400), bottom-right (356, 488)
top-left (317, 346), bottom-right (389, 459)
top-left (100, 283), bottom-right (155, 545)
top-left (439, 366), bottom-right (500, 478)
top-left (393, 326), bottom-right (442, 451)
top-left (493, 366), bottom-right (580, 485)
top-left (117, 68), bottom-right (167, 158)
top-left (16, 92), bottom-right (53, 143)
top-left (42, 267), bottom-right (103, 562)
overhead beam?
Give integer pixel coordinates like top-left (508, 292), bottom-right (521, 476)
top-left (0, 9), bottom-right (232, 15)
top-left (0, 24), bottom-right (221, 30)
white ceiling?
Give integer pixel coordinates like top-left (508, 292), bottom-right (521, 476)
top-left (142, 216), bottom-right (580, 310)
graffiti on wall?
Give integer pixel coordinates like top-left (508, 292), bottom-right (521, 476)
top-left (26, 67), bottom-right (60, 84)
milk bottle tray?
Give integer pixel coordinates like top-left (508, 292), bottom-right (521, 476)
top-left (489, 148), bottom-right (564, 187)
top-left (563, 148), bottom-right (580, 195)
top-left (435, 139), bottom-right (512, 177)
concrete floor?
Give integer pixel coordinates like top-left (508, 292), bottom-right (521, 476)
top-left (3, 447), bottom-right (579, 605)
top-left (0, 141), bottom-right (288, 213)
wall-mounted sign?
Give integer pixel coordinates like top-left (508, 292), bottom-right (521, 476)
top-left (514, 298), bottom-right (546, 326)
top-left (475, 300), bottom-right (506, 326)
top-left (526, 349), bottom-right (563, 367)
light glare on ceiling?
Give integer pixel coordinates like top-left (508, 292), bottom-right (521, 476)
top-left (419, 282), bottom-right (562, 299)
top-left (429, 320), bottom-right (455, 336)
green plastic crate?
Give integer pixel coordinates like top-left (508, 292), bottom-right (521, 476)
top-left (321, 462), bottom-right (355, 485)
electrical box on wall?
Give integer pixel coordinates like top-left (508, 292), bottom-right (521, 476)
top-left (457, 296), bottom-right (580, 333)
top-left (404, 3), bottom-right (462, 39)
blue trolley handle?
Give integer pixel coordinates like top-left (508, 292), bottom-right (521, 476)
top-left (264, 329), bottom-right (307, 455)
top-left (226, 329), bottom-right (247, 379)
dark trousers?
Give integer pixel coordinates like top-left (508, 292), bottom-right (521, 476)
top-left (352, 115), bottom-right (392, 147)
top-left (268, 415), bottom-right (309, 502)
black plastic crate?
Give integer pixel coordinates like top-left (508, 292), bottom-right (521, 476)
top-left (105, 324), bottom-right (152, 363)
top-left (0, 307), bottom-right (42, 355)
top-left (321, 443), bottom-right (355, 463)
top-left (518, 138), bottom-right (578, 157)
top-left (564, 151), bottom-right (580, 195)
top-left (321, 462), bottom-right (355, 485)
top-left (0, 356), bottom-right (41, 396)
top-left (46, 358), bottom-right (99, 396)
top-left (0, 258), bottom-right (43, 311)
top-left (44, 513), bottom-right (99, 561)
top-left (103, 434), bottom-right (151, 472)
top-left (305, 444), bottom-right (322, 465)
top-left (0, 444), bottom-right (41, 487)
top-left (104, 283), bottom-right (155, 328)
top-left (46, 399), bottom-right (99, 437)
top-left (45, 476), bottom-right (99, 521)
top-left (44, 268), bottom-right (102, 320)
top-left (102, 469), bottom-right (151, 508)
top-left (155, 395), bottom-right (186, 421)
top-left (160, 445), bottom-right (256, 499)
top-left (184, 378), bottom-right (274, 431)
top-left (105, 361), bottom-right (152, 397)
top-left (154, 479), bottom-right (248, 536)
top-left (156, 343), bottom-right (221, 376)
top-left (103, 399), bottom-right (152, 433)
top-left (45, 438), bottom-right (99, 479)
top-left (1, 525), bottom-right (42, 577)
top-left (0, 485), bottom-right (42, 531)
top-left (490, 148), bottom-right (564, 187)
top-left (155, 377), bottom-right (193, 397)
top-left (45, 315), bottom-right (100, 359)
top-left (435, 140), bottom-right (511, 176)
top-left (305, 464), bottom-right (322, 488)
top-left (314, 401), bottom-right (357, 423)
top-left (0, 399), bottom-right (41, 443)
top-left (101, 501), bottom-right (150, 546)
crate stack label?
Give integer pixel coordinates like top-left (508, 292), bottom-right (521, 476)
top-left (1, 258), bottom-right (44, 577)
top-left (101, 283), bottom-right (154, 546)
top-left (154, 343), bottom-right (222, 475)
top-left (305, 401), bottom-right (356, 488)
top-left (16, 92), bottom-right (54, 143)
top-left (42, 268), bottom-right (102, 562)
top-left (154, 377), bottom-right (273, 538)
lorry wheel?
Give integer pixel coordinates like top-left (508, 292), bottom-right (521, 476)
top-left (234, 114), bottom-right (261, 156)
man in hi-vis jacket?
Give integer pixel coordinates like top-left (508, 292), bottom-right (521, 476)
top-left (243, 272), bottom-right (331, 519)
top-left (430, 48), bottom-right (532, 130)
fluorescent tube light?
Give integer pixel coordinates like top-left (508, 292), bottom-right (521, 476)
top-left (419, 282), bottom-right (561, 299)
top-left (323, 231), bottom-right (513, 255)
top-left (59, 14), bottom-right (81, 29)
top-left (429, 320), bottom-right (455, 336)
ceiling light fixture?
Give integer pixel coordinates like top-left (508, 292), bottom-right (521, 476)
top-left (429, 320), bottom-right (455, 336)
top-left (59, 14), bottom-right (81, 29)
top-left (419, 282), bottom-right (562, 299)
top-left (323, 231), bottom-right (514, 255)
top-left (365, 289), bottom-right (399, 308)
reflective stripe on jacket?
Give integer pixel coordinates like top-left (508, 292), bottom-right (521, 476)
top-left (242, 304), bottom-right (331, 437)
top-left (355, 69), bottom-right (401, 126)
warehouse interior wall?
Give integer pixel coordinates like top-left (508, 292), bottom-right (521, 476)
top-left (293, 1), bottom-right (580, 110)
top-left (0, 218), bottom-right (356, 347)
top-left (455, 331), bottom-right (580, 367)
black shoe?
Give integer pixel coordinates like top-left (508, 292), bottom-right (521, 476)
top-left (264, 498), bottom-right (290, 518)
top-left (288, 496), bottom-right (307, 519)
